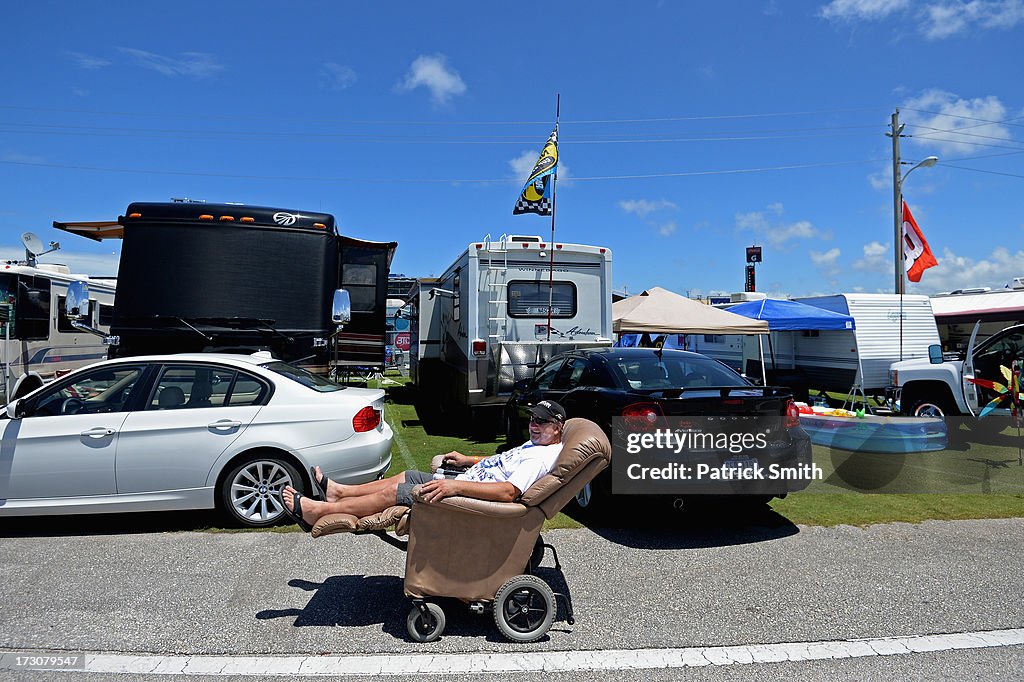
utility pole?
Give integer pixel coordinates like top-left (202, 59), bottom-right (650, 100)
top-left (888, 109), bottom-right (905, 295)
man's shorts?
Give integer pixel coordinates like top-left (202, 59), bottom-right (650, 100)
top-left (396, 470), bottom-right (433, 506)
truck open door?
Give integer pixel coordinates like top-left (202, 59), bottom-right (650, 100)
top-left (960, 321), bottom-right (981, 417)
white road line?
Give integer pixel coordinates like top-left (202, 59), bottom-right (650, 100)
top-left (5, 628), bottom-right (1023, 676)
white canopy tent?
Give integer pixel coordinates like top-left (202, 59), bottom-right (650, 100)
top-left (612, 287), bottom-right (771, 383)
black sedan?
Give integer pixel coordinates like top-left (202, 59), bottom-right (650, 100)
top-left (504, 347), bottom-right (813, 506)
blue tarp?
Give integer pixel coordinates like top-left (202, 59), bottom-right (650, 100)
top-left (727, 299), bottom-right (856, 331)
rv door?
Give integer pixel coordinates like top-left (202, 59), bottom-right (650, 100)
top-left (960, 321), bottom-right (981, 417)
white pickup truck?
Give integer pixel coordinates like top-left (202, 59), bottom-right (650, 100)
top-left (887, 323), bottom-right (1024, 418)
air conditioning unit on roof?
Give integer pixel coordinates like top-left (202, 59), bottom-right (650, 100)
top-left (729, 292), bottom-right (767, 302)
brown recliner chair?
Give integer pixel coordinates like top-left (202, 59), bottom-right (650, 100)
top-left (310, 417), bottom-right (611, 643)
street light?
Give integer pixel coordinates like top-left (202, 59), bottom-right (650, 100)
top-left (893, 155), bottom-right (939, 294)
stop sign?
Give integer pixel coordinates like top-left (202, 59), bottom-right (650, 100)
top-left (395, 332), bottom-right (411, 351)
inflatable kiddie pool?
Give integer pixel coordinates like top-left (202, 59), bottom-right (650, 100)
top-left (796, 404), bottom-right (947, 453)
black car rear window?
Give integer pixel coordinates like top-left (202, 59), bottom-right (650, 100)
top-left (610, 354), bottom-right (749, 390)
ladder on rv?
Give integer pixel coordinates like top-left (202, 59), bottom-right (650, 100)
top-left (480, 233), bottom-right (510, 344)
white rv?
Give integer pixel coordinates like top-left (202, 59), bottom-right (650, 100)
top-left (409, 235), bottom-right (613, 415)
top-left (930, 282), bottom-right (1024, 351)
top-left (692, 293), bottom-right (940, 395)
top-left (0, 262), bottom-right (116, 402)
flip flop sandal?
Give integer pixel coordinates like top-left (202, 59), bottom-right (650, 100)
top-left (283, 491), bottom-right (314, 533)
top-left (309, 466), bottom-right (329, 501)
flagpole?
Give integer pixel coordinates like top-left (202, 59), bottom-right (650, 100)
top-left (546, 94), bottom-right (560, 342)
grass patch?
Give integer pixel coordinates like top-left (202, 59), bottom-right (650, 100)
top-left (772, 493), bottom-right (1024, 526)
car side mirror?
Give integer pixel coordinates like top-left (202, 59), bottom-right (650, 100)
top-left (6, 399), bottom-right (23, 419)
top-left (332, 289), bottom-right (352, 326)
top-left (928, 344), bottom-right (943, 364)
top-left (513, 378), bottom-right (531, 392)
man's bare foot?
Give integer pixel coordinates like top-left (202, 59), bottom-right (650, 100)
top-left (312, 466), bottom-right (344, 502)
top-left (281, 486), bottom-right (326, 527)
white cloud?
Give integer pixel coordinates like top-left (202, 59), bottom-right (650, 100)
top-left (820, 0), bottom-right (910, 21)
top-left (0, 248), bottom-right (119, 277)
top-left (853, 240), bottom-right (891, 272)
top-left (118, 48), bottom-right (224, 78)
top-left (396, 54), bottom-right (466, 106)
top-left (819, 0), bottom-right (1024, 38)
top-left (320, 63), bottom-right (357, 91)
top-left (618, 199), bottom-right (679, 217)
top-left (868, 165), bottom-right (891, 191)
top-left (657, 221), bottom-right (678, 237)
top-left (911, 246), bottom-right (1024, 293)
top-left (901, 89), bottom-right (1011, 155)
top-left (810, 248), bottom-right (842, 267)
top-left (736, 204), bottom-right (820, 248)
top-left (66, 51), bottom-right (110, 70)
top-left (921, 0), bottom-right (1024, 39)
top-left (810, 247), bottom-right (842, 276)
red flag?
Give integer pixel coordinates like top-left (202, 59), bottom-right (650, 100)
top-left (903, 201), bottom-right (938, 282)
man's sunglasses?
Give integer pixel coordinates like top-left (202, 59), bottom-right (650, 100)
top-left (530, 416), bottom-right (555, 425)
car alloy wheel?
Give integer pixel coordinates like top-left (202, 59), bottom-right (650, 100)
top-left (222, 457), bottom-right (299, 528)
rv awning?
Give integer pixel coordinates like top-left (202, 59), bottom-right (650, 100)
top-left (727, 298), bottom-right (856, 331)
top-left (52, 220), bottom-right (123, 241)
top-left (613, 287), bottom-right (768, 335)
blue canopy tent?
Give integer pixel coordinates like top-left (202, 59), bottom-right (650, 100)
top-left (727, 298), bottom-right (856, 331)
top-left (727, 298), bottom-right (863, 405)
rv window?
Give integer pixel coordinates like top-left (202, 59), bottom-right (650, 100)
top-left (16, 277), bottom-right (51, 340)
top-left (703, 334), bottom-right (724, 344)
top-left (56, 296), bottom-right (86, 334)
top-left (342, 263), bottom-right (378, 313)
top-left (98, 304), bottom-right (114, 327)
top-left (801, 330), bottom-right (819, 338)
top-left (507, 281), bottom-right (577, 318)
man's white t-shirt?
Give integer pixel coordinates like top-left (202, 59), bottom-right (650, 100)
top-left (436, 441), bottom-right (562, 495)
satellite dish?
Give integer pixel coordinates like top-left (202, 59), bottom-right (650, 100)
top-left (21, 232), bottom-right (45, 256)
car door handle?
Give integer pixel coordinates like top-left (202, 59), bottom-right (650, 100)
top-left (209, 420), bottom-right (243, 429)
top-left (81, 427), bottom-right (116, 438)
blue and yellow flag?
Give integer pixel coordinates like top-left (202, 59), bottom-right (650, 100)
top-left (513, 126), bottom-right (558, 216)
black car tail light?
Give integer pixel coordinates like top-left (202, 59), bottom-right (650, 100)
top-left (622, 402), bottom-right (663, 431)
top-left (353, 405), bottom-right (381, 432)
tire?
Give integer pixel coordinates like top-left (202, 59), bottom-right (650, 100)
top-left (406, 603), bottom-right (445, 642)
top-left (905, 396), bottom-right (954, 418)
top-left (574, 483), bottom-right (594, 509)
top-left (219, 455), bottom-right (302, 528)
top-left (493, 574), bottom-right (555, 643)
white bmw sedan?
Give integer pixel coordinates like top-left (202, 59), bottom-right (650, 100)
top-left (0, 353), bottom-right (392, 527)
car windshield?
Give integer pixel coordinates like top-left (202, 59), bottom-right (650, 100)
top-left (261, 361), bottom-right (345, 392)
top-left (611, 354), bottom-right (749, 390)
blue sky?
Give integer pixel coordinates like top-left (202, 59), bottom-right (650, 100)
top-left (1, 1), bottom-right (1022, 298)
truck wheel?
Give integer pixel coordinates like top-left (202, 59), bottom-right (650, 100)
top-left (905, 396), bottom-right (954, 418)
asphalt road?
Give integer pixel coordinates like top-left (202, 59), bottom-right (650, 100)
top-left (1, 511), bottom-right (1022, 679)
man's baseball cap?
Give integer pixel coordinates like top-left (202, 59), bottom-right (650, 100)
top-left (530, 400), bottom-right (566, 423)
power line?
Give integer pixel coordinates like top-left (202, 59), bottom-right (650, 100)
top-left (941, 163), bottom-right (1024, 180)
top-left (0, 103), bottom-right (878, 127)
top-left (900, 107), bottom-right (1024, 129)
top-left (0, 156), bottom-right (886, 184)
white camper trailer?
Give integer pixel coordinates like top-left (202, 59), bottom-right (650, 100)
top-left (0, 262), bottom-right (116, 402)
top-left (409, 235), bottom-right (613, 414)
top-left (692, 293), bottom-right (940, 396)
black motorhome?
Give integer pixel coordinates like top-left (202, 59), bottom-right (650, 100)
top-left (55, 202), bottom-right (396, 372)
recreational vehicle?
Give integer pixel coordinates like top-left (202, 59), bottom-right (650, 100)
top-left (692, 293), bottom-right (940, 397)
top-left (0, 262), bottom-right (116, 402)
top-left (409, 235), bottom-right (613, 415)
top-left (930, 282), bottom-right (1024, 350)
top-left (55, 202), bottom-right (395, 373)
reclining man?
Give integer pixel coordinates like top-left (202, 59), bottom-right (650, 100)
top-left (281, 400), bottom-right (567, 532)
